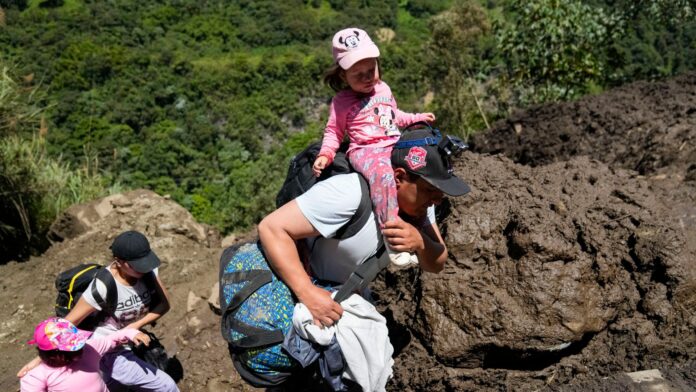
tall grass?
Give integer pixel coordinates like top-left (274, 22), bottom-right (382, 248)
top-left (0, 64), bottom-right (113, 262)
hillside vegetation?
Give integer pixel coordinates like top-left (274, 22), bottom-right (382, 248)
top-left (1, 0), bottom-right (695, 260)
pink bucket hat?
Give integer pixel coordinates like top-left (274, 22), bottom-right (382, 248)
top-left (28, 317), bottom-right (92, 351)
top-left (332, 27), bottom-right (380, 70)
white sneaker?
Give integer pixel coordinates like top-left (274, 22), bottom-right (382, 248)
top-left (389, 250), bottom-right (413, 268)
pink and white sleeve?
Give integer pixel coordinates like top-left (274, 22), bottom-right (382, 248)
top-left (318, 98), bottom-right (346, 164)
top-left (393, 108), bottom-right (431, 128)
top-left (88, 328), bottom-right (141, 356)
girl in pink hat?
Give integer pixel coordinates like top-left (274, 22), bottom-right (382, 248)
top-left (20, 317), bottom-right (150, 392)
top-left (313, 27), bottom-right (435, 267)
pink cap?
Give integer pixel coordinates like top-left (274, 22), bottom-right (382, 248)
top-left (27, 317), bottom-right (92, 352)
top-left (332, 28), bottom-right (380, 70)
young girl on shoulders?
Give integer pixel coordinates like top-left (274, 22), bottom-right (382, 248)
top-left (312, 27), bottom-right (435, 266)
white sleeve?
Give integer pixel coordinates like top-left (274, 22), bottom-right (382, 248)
top-left (81, 276), bottom-right (109, 311)
top-left (426, 206), bottom-right (436, 225)
top-left (295, 174), bottom-right (363, 238)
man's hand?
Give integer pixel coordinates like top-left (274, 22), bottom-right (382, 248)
top-left (298, 285), bottom-right (343, 327)
top-left (382, 219), bottom-right (425, 253)
top-left (131, 331), bottom-right (151, 347)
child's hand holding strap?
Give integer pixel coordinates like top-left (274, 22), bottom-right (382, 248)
top-left (312, 155), bottom-right (330, 177)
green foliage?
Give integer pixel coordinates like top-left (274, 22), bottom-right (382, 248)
top-left (0, 64), bottom-right (111, 261)
top-left (0, 135), bottom-right (110, 261)
top-left (594, 0), bottom-right (696, 85)
top-left (0, 66), bottom-right (43, 137)
top-left (496, 0), bottom-right (619, 103)
top-left (427, 0), bottom-right (493, 138)
top-left (3, 0), bottom-right (696, 240)
top-left (405, 0), bottom-right (450, 17)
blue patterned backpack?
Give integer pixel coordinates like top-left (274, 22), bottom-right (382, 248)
top-left (219, 241), bottom-right (297, 386)
top-left (220, 237), bottom-right (389, 388)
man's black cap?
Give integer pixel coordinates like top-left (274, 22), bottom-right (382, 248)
top-left (110, 230), bottom-right (161, 273)
top-left (392, 128), bottom-right (471, 196)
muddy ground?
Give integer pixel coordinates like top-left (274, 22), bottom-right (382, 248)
top-left (1, 72), bottom-right (695, 391)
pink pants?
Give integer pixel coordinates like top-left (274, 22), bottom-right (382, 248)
top-left (349, 147), bottom-right (398, 227)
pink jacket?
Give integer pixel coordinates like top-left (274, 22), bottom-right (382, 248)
top-left (20, 328), bottom-right (140, 392)
top-left (319, 81), bottom-right (430, 163)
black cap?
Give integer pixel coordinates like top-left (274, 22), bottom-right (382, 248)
top-left (392, 129), bottom-right (471, 196)
top-left (110, 231), bottom-right (161, 273)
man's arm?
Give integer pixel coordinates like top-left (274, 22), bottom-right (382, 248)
top-left (382, 220), bottom-right (447, 273)
top-left (258, 200), bottom-right (344, 326)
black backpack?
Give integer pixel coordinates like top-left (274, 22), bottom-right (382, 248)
top-left (275, 141), bottom-right (353, 208)
top-left (55, 263), bottom-right (118, 330)
top-left (275, 140), bottom-right (374, 240)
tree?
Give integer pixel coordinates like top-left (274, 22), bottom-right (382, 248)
top-left (496, 0), bottom-right (619, 103)
top-left (427, 0), bottom-right (492, 138)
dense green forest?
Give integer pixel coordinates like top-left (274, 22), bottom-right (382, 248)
top-left (1, 0), bottom-right (695, 261)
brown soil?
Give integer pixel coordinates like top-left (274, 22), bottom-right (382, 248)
top-left (1, 72), bottom-right (695, 392)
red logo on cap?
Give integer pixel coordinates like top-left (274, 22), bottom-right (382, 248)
top-left (404, 147), bottom-right (427, 170)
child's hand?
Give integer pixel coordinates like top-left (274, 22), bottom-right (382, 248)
top-left (132, 332), bottom-right (151, 347)
top-left (17, 356), bottom-right (41, 378)
top-left (313, 156), bottom-right (329, 177)
top-left (423, 113), bottom-right (436, 123)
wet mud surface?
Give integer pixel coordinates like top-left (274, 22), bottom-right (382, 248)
top-left (376, 72), bottom-right (696, 390)
top-left (1, 72), bottom-right (695, 391)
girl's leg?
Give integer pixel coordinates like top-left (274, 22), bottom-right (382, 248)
top-left (101, 350), bottom-right (179, 392)
top-left (349, 147), bottom-right (398, 227)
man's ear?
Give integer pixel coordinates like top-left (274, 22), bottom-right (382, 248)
top-left (393, 167), bottom-right (406, 187)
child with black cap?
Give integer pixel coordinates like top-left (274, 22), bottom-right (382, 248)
top-left (17, 230), bottom-right (179, 392)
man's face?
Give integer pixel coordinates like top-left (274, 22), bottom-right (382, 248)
top-left (395, 168), bottom-right (444, 218)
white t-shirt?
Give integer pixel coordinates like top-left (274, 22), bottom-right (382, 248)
top-left (296, 173), bottom-right (435, 284)
top-left (81, 265), bottom-right (158, 338)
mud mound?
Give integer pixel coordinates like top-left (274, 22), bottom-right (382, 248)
top-left (469, 71), bottom-right (696, 181)
top-left (376, 153), bottom-right (696, 391)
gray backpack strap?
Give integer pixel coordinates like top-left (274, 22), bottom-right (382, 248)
top-left (333, 239), bottom-right (389, 303)
top-left (91, 268), bottom-right (117, 316)
top-left (334, 175), bottom-right (372, 240)
top-left (333, 177), bottom-right (390, 302)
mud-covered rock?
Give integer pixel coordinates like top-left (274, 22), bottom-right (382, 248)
top-left (377, 152), bottom-right (695, 390)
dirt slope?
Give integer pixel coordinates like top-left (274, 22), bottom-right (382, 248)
top-left (1, 72), bottom-right (695, 392)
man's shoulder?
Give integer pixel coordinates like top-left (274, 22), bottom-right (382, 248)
top-left (296, 173), bottom-right (363, 212)
top-left (307, 173), bottom-right (362, 199)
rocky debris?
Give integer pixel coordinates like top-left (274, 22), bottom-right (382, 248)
top-left (208, 282), bottom-right (221, 315)
top-left (48, 190), bottom-right (212, 247)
